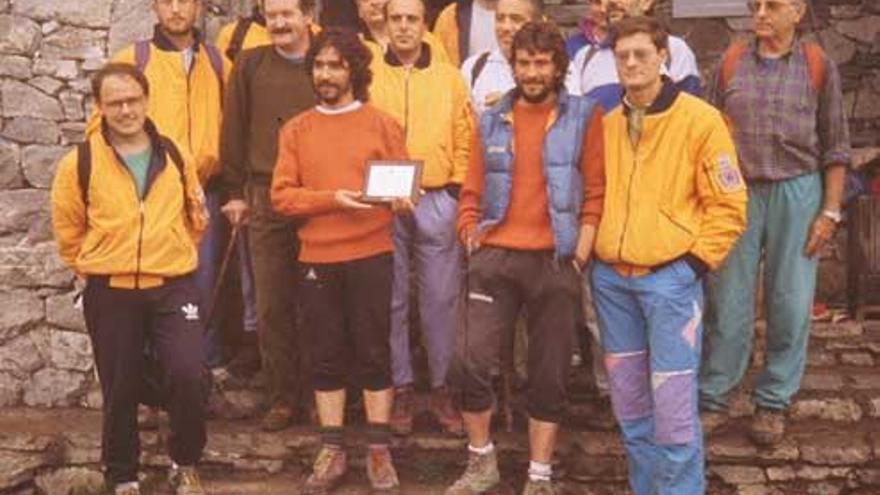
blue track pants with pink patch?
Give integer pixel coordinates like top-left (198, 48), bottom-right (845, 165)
top-left (591, 259), bottom-right (705, 495)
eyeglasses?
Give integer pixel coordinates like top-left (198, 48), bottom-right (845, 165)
top-left (747, 0), bottom-right (797, 15)
top-left (613, 48), bottom-right (657, 64)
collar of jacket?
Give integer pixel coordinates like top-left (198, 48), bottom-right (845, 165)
top-left (747, 34), bottom-right (804, 61)
top-left (99, 117), bottom-right (170, 192)
top-left (151, 23), bottom-right (205, 52)
top-left (384, 42), bottom-right (432, 68)
top-left (252, 5), bottom-right (266, 26)
top-left (622, 76), bottom-right (679, 117)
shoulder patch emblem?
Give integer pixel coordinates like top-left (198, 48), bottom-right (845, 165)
top-left (716, 154), bottom-right (744, 193)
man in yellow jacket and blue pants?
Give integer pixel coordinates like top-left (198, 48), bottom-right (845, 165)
top-left (590, 17), bottom-right (747, 495)
top-left (370, 0), bottom-right (473, 435)
top-left (51, 63), bottom-right (209, 495)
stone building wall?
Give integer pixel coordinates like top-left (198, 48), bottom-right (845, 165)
top-left (0, 0), bottom-right (877, 409)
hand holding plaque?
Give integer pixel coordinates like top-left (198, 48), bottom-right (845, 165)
top-left (362, 160), bottom-right (423, 203)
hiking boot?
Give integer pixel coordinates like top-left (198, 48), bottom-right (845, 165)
top-left (445, 450), bottom-right (500, 495)
top-left (366, 445), bottom-right (400, 493)
top-left (114, 484), bottom-right (141, 495)
top-left (700, 409), bottom-right (728, 436)
top-left (749, 407), bottom-right (786, 446)
top-left (261, 402), bottom-right (294, 432)
top-left (303, 446), bottom-right (347, 495)
top-left (521, 479), bottom-right (557, 495)
top-left (168, 466), bottom-right (205, 495)
top-left (430, 386), bottom-right (464, 436)
top-left (390, 385), bottom-right (414, 436)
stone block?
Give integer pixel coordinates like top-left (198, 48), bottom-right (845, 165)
top-left (34, 467), bottom-right (103, 495)
top-left (1, 79), bottom-right (63, 120)
top-left (0, 333), bottom-right (44, 378)
top-left (0, 15), bottom-right (41, 56)
top-left (840, 352), bottom-right (875, 366)
top-left (59, 122), bottom-right (86, 144)
top-left (0, 290), bottom-right (43, 344)
top-left (800, 434), bottom-right (871, 466)
top-left (1, 117), bottom-right (61, 144)
top-left (766, 466), bottom-right (796, 481)
top-left (0, 55), bottom-right (32, 79)
top-left (13, 0), bottom-right (112, 29)
top-left (28, 76), bottom-right (64, 96)
top-left (0, 138), bottom-right (24, 190)
top-left (44, 330), bottom-right (92, 372)
top-left (108, 0), bottom-right (154, 55)
top-left (22, 368), bottom-right (88, 407)
top-left (800, 372), bottom-right (845, 391)
top-left (790, 398), bottom-right (863, 422)
top-left (0, 243), bottom-right (73, 289)
top-left (32, 58), bottom-right (78, 80)
top-left (711, 465), bottom-right (766, 484)
top-left (59, 91), bottom-right (84, 121)
top-left (849, 373), bottom-right (880, 391)
top-left (45, 291), bottom-right (85, 332)
top-left (0, 189), bottom-right (51, 243)
top-left (812, 321), bottom-right (862, 338)
top-left (22, 145), bottom-right (65, 189)
top-left (0, 451), bottom-right (49, 491)
top-left (707, 436), bottom-right (758, 460)
top-left (0, 371), bottom-right (22, 406)
top-left (835, 16), bottom-right (880, 44)
top-left (755, 440), bottom-right (800, 461)
top-left (807, 350), bottom-right (837, 367)
top-left (819, 27), bottom-right (858, 65)
top-left (41, 26), bottom-right (104, 60)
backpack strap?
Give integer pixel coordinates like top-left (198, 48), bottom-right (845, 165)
top-left (717, 39), bottom-right (749, 94)
top-left (134, 40), bottom-right (151, 73)
top-left (225, 17), bottom-right (253, 61)
top-left (470, 51), bottom-right (491, 88)
top-left (76, 141), bottom-right (92, 215)
top-left (203, 43), bottom-right (226, 101)
top-left (802, 41), bottom-right (826, 93)
top-left (158, 136), bottom-right (191, 226)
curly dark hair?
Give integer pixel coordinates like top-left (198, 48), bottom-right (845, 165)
top-left (305, 28), bottom-right (373, 103)
top-left (509, 21), bottom-right (569, 93)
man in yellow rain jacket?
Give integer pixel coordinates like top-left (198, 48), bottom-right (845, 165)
top-left (370, 0), bottom-right (472, 436)
top-left (51, 63), bottom-right (208, 495)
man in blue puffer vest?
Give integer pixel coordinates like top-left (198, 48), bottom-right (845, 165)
top-left (448, 21), bottom-right (606, 495)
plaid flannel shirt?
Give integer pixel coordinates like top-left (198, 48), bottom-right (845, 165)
top-left (707, 37), bottom-right (851, 181)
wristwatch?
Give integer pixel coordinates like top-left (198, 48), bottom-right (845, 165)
top-left (821, 209), bottom-right (842, 224)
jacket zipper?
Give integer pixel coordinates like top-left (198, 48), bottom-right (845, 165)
top-left (135, 201), bottom-right (145, 288)
top-left (403, 66), bottom-right (411, 141)
top-left (617, 136), bottom-right (640, 261)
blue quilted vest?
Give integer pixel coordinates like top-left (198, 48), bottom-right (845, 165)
top-left (476, 89), bottom-right (598, 259)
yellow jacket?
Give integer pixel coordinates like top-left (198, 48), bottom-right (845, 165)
top-left (87, 27), bottom-right (231, 184)
top-left (434, 1), bottom-right (465, 67)
top-left (215, 16), bottom-right (271, 63)
top-left (51, 120), bottom-right (208, 289)
top-left (370, 44), bottom-right (473, 188)
top-left (594, 85), bottom-right (747, 273)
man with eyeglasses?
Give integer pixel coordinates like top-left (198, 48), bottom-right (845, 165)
top-left (590, 15), bottom-right (746, 495)
top-left (699, 0), bottom-right (851, 446)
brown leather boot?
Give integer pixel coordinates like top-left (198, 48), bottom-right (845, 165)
top-left (430, 386), bottom-right (464, 436)
top-left (303, 446), bottom-right (347, 495)
top-left (390, 385), bottom-right (414, 436)
top-left (366, 445), bottom-right (400, 493)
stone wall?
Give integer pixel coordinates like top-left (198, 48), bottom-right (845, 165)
top-left (0, 0), bottom-right (878, 409)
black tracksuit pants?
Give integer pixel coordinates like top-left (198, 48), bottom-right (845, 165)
top-left (83, 275), bottom-right (207, 484)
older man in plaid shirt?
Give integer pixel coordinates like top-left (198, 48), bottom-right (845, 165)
top-left (699, 0), bottom-right (851, 446)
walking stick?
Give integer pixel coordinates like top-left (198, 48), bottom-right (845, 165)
top-left (205, 223), bottom-right (240, 328)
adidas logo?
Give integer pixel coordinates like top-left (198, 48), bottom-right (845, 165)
top-left (181, 303), bottom-right (199, 321)
top-left (305, 268), bottom-right (318, 281)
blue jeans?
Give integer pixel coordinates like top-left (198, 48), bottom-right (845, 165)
top-left (591, 260), bottom-right (705, 495)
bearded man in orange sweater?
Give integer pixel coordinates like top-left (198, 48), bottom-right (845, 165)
top-left (271, 28), bottom-right (410, 494)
